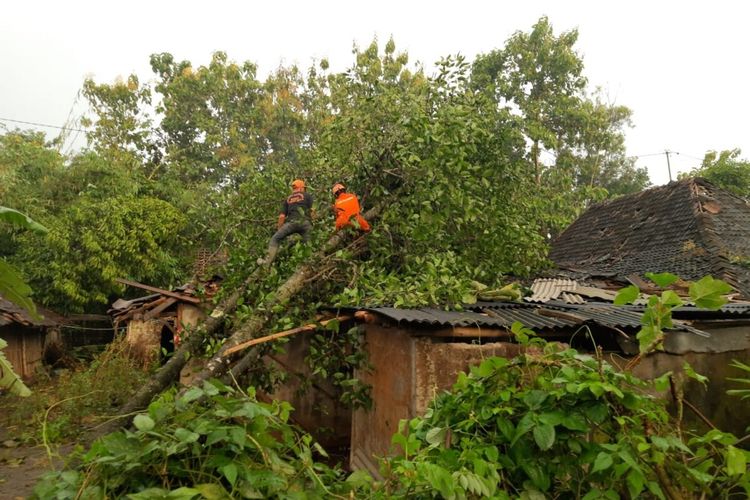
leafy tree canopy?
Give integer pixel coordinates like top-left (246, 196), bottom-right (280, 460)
top-left (1, 18), bottom-right (650, 314)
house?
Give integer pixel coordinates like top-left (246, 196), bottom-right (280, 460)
top-left (0, 295), bottom-right (63, 379)
top-left (108, 277), bottom-right (221, 368)
top-left (332, 296), bottom-right (750, 475)
top-left (549, 177), bottom-right (750, 297)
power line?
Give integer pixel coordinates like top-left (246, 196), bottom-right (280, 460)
top-left (629, 152), bottom-right (669, 159)
top-left (0, 116), bottom-right (89, 133)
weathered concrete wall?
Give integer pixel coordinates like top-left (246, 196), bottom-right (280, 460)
top-left (266, 333), bottom-right (351, 449)
top-left (617, 348), bottom-right (750, 436)
top-left (665, 324), bottom-right (750, 354)
top-left (0, 326), bottom-right (45, 379)
top-left (125, 318), bottom-right (162, 366)
top-left (413, 339), bottom-right (526, 414)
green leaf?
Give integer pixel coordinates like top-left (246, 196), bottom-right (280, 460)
top-left (220, 462), bottom-right (238, 486)
top-left (533, 423), bottom-right (556, 450)
top-left (592, 452), bottom-right (614, 473)
top-left (133, 414), bottom-right (155, 431)
top-left (0, 206), bottom-right (48, 233)
top-left (425, 426), bottom-right (447, 446)
top-left (645, 272), bottom-right (679, 288)
top-left (614, 285), bottom-right (639, 305)
top-left (0, 259), bottom-right (39, 320)
top-left (174, 428), bottom-right (200, 444)
top-left (653, 371), bottom-right (673, 391)
top-left (462, 292), bottom-right (477, 304)
top-left (726, 445), bottom-right (746, 476)
top-left (0, 338), bottom-right (31, 397)
top-left (689, 276), bottom-right (732, 310)
top-left (683, 362), bottom-right (708, 387)
top-left (194, 484), bottom-right (229, 500)
top-left (660, 290), bottom-right (683, 308)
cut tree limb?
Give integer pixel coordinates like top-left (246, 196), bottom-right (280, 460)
top-left (222, 315), bottom-right (352, 356)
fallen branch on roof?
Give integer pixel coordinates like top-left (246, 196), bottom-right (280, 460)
top-left (116, 278), bottom-right (201, 304)
top-left (222, 315), bottom-right (352, 356)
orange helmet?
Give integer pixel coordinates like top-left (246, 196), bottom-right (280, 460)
top-left (332, 183), bottom-right (345, 196)
top-left (291, 179), bottom-right (305, 190)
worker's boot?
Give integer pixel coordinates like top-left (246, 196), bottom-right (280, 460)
top-left (257, 245), bottom-right (279, 267)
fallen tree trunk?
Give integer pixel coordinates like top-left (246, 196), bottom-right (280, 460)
top-left (188, 204), bottom-right (383, 388)
top-left (93, 203), bottom-right (383, 438)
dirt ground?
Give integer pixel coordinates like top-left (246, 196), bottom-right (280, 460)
top-left (0, 420), bottom-right (71, 500)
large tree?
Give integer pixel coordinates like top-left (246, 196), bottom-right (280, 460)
top-left (686, 149), bottom-right (750, 198)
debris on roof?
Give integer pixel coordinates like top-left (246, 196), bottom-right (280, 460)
top-left (108, 276), bottom-right (222, 323)
top-left (549, 178), bottom-right (750, 298)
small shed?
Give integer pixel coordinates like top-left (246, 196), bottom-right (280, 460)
top-left (0, 295), bottom-right (63, 379)
top-left (108, 278), bottom-right (221, 366)
top-left (341, 298), bottom-right (750, 476)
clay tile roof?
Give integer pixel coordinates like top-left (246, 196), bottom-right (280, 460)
top-left (0, 294), bottom-right (63, 328)
top-left (549, 178), bottom-right (750, 297)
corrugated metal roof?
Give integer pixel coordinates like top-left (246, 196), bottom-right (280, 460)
top-left (358, 307), bottom-right (577, 330)
top-left (621, 302), bottom-right (750, 318)
top-left (352, 302), bottom-right (706, 336)
top-left (526, 278), bottom-right (584, 303)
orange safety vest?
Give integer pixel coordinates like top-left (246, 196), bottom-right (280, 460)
top-left (334, 192), bottom-right (371, 232)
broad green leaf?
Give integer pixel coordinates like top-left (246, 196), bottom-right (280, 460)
top-left (133, 414), bottom-right (155, 432)
top-left (726, 445), bottom-right (746, 476)
top-left (0, 259), bottom-right (39, 319)
top-left (425, 426), bottom-right (447, 446)
top-left (533, 423), bottom-right (556, 450)
top-left (683, 362), bottom-right (708, 387)
top-left (0, 206), bottom-right (48, 233)
top-left (660, 290), bottom-right (683, 308)
top-left (689, 276), bottom-right (732, 310)
top-left (0, 337), bottom-right (31, 397)
top-left (174, 428), bottom-right (200, 444)
top-left (653, 371), bottom-right (673, 391)
top-left (614, 285), bottom-right (639, 305)
top-left (194, 483), bottom-right (229, 500)
top-left (645, 272), bottom-right (679, 288)
top-left (592, 452), bottom-right (613, 473)
top-left (220, 462), bottom-right (238, 486)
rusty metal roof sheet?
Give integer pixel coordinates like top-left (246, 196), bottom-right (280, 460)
top-left (357, 306), bottom-right (577, 330)
top-left (347, 302), bottom-right (706, 336)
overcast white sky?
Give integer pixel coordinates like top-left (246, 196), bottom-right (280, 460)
top-left (1, 1), bottom-right (748, 186)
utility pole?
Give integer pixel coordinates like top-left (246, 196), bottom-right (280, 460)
top-left (664, 150), bottom-right (674, 182)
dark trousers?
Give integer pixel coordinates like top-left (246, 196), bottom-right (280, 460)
top-left (270, 220), bottom-right (312, 248)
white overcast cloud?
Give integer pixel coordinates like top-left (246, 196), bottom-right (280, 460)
top-left (1, 0), bottom-right (748, 185)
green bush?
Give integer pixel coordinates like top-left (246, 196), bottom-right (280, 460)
top-left (33, 381), bottom-right (351, 499)
top-left (375, 339), bottom-right (750, 499)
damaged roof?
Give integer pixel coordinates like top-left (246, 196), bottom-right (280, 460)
top-left (0, 294), bottom-right (63, 328)
top-left (549, 178), bottom-right (750, 297)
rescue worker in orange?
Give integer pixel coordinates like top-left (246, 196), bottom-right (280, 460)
top-left (258, 179), bottom-right (314, 266)
top-left (332, 183), bottom-right (370, 233)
